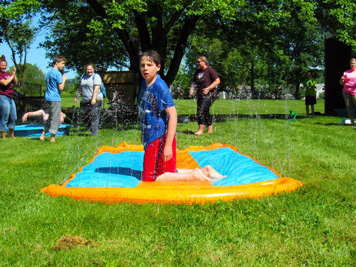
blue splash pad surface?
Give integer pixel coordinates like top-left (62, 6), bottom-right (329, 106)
top-left (65, 147), bottom-right (279, 188)
top-left (189, 148), bottom-right (279, 186)
top-left (14, 124), bottom-right (73, 137)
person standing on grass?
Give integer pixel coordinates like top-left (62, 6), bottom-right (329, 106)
top-left (339, 58), bottom-right (356, 125)
top-left (74, 63), bottom-right (103, 136)
top-left (0, 55), bottom-right (18, 139)
top-left (138, 50), bottom-right (225, 182)
top-left (39, 55), bottom-right (67, 142)
top-left (190, 56), bottom-right (220, 136)
top-left (301, 71), bottom-right (317, 117)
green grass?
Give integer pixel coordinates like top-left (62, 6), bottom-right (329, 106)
top-left (1, 99), bottom-right (355, 266)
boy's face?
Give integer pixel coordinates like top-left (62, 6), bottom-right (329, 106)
top-left (55, 61), bottom-right (65, 71)
top-left (140, 56), bottom-right (160, 85)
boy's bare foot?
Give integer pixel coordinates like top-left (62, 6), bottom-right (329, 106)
top-left (202, 165), bottom-right (226, 179)
top-left (194, 131), bottom-right (203, 136)
top-left (50, 137), bottom-right (55, 142)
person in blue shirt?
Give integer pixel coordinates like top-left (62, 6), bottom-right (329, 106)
top-left (138, 50), bottom-right (225, 183)
top-left (138, 50), bottom-right (177, 181)
top-left (39, 56), bottom-right (67, 142)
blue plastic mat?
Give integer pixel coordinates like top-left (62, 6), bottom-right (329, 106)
top-left (65, 147), bottom-right (279, 188)
top-left (14, 124), bottom-right (73, 137)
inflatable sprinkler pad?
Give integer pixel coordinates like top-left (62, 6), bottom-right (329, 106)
top-left (41, 142), bottom-right (302, 204)
top-left (14, 124), bottom-right (73, 137)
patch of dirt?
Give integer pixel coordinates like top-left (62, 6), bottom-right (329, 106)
top-left (52, 235), bottom-right (98, 250)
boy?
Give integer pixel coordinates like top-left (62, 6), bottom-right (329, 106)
top-left (138, 50), bottom-right (177, 181)
top-left (39, 56), bottom-right (67, 142)
top-left (302, 71), bottom-right (317, 117)
top-left (138, 50), bottom-right (225, 182)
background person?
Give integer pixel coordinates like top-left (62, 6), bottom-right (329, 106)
top-left (339, 58), bottom-right (356, 125)
top-left (190, 56), bottom-right (220, 135)
top-left (301, 71), bottom-right (317, 117)
top-left (39, 55), bottom-right (67, 142)
top-left (75, 64), bottom-right (103, 136)
top-left (0, 56), bottom-right (18, 139)
top-left (22, 109), bottom-right (66, 124)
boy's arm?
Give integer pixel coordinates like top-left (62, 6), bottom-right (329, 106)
top-left (164, 106), bottom-right (177, 162)
top-left (58, 74), bottom-right (67, 91)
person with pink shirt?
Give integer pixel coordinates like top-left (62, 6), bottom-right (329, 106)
top-left (339, 58), bottom-right (356, 125)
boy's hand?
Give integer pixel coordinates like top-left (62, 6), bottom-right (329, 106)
top-left (164, 145), bottom-right (173, 162)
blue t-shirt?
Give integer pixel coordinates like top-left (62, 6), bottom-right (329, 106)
top-left (138, 74), bottom-right (175, 150)
top-left (45, 68), bottom-right (63, 101)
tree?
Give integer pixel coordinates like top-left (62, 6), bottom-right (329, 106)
top-left (4, 19), bottom-right (37, 77)
top-left (39, 0), bottom-right (242, 84)
top-left (196, 0), bottom-right (324, 98)
top-left (0, 0), bottom-right (40, 77)
top-left (15, 63), bottom-right (45, 96)
top-left (38, 0), bottom-right (356, 95)
top-left (315, 0), bottom-right (356, 48)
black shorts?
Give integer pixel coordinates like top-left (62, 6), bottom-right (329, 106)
top-left (305, 96), bottom-right (316, 105)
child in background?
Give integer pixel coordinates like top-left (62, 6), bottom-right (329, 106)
top-left (302, 71), bottom-right (317, 117)
top-left (138, 50), bottom-right (225, 182)
top-left (39, 55), bottom-right (67, 142)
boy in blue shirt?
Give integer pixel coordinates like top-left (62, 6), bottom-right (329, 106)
top-left (39, 56), bottom-right (67, 142)
top-left (138, 50), bottom-right (225, 182)
top-left (138, 50), bottom-right (177, 181)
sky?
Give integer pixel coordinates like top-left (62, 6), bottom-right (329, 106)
top-left (0, 16), bottom-right (77, 79)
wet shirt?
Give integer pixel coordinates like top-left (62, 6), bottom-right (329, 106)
top-left (80, 73), bottom-right (103, 102)
top-left (343, 69), bottom-right (356, 96)
top-left (193, 66), bottom-right (219, 97)
top-left (303, 78), bottom-right (317, 97)
top-left (0, 72), bottom-right (14, 98)
top-left (45, 68), bottom-right (63, 102)
top-left (138, 74), bottom-right (175, 150)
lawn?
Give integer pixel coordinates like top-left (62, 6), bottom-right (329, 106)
top-left (1, 99), bottom-right (355, 266)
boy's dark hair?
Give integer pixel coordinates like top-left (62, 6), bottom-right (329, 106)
top-left (141, 50), bottom-right (161, 66)
top-left (54, 55), bottom-right (67, 64)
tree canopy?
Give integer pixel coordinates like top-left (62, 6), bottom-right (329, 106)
top-left (1, 0), bottom-right (356, 97)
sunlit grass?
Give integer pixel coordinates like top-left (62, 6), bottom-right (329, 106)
top-left (1, 99), bottom-right (355, 266)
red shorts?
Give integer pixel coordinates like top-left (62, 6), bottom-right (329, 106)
top-left (142, 135), bottom-right (177, 182)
